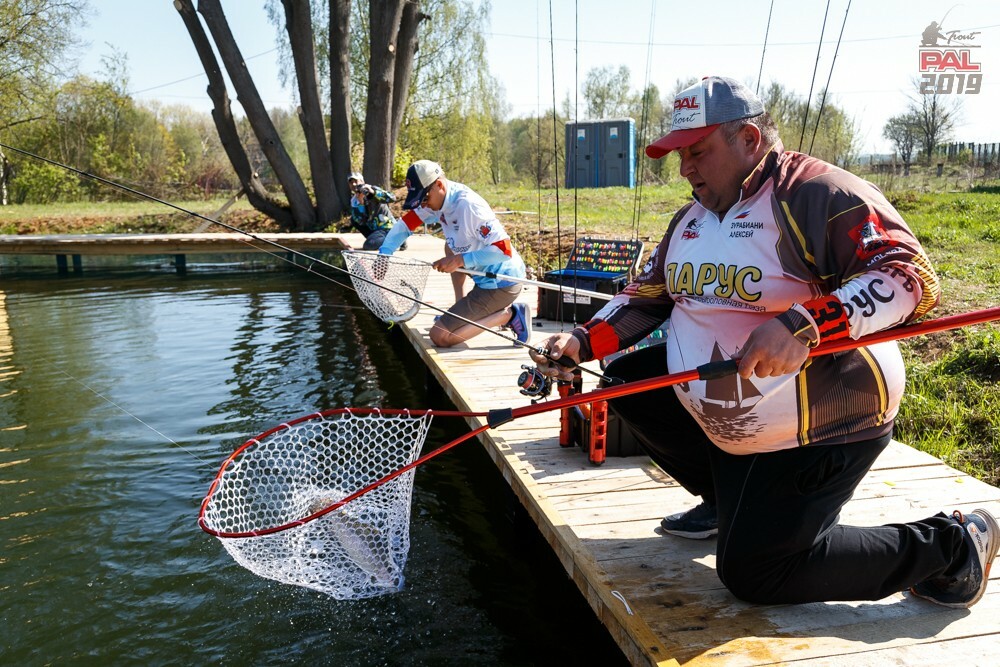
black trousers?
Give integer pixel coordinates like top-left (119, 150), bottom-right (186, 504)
top-left (603, 345), bottom-right (968, 604)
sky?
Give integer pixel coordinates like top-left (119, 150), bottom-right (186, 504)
top-left (76, 1), bottom-right (1000, 156)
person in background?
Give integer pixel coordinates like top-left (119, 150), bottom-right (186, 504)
top-left (528, 76), bottom-right (998, 608)
top-left (346, 171), bottom-right (396, 251)
top-left (379, 159), bottom-right (532, 348)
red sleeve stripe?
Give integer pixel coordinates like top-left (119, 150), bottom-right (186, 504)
top-left (402, 209), bottom-right (424, 231)
top-left (491, 239), bottom-right (513, 256)
top-left (586, 321), bottom-right (621, 360)
top-left (802, 295), bottom-right (851, 342)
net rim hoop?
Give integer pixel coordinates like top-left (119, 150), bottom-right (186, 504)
top-left (198, 407), bottom-right (483, 539)
top-left (341, 249), bottom-right (433, 270)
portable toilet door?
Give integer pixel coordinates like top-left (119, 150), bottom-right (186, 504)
top-left (598, 119), bottom-right (635, 188)
top-left (566, 121), bottom-right (598, 188)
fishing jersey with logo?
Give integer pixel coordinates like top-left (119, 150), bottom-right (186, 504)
top-left (381, 180), bottom-right (526, 289)
top-left (575, 145), bottom-right (940, 454)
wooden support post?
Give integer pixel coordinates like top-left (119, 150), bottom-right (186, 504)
top-left (72, 254), bottom-right (82, 273)
top-left (193, 187), bottom-right (244, 233)
top-left (175, 254), bottom-right (187, 275)
top-left (558, 382), bottom-right (573, 447)
top-left (56, 255), bottom-right (68, 274)
top-left (588, 400), bottom-right (608, 466)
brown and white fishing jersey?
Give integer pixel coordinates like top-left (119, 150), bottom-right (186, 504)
top-left (573, 143), bottom-right (940, 454)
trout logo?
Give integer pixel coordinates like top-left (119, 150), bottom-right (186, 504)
top-left (917, 14), bottom-right (983, 94)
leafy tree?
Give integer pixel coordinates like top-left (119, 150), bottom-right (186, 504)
top-left (157, 104), bottom-right (241, 196)
top-left (508, 111), bottom-right (564, 187)
top-left (581, 65), bottom-right (633, 119)
top-left (759, 81), bottom-right (860, 167)
top-left (0, 0), bottom-right (91, 203)
top-left (0, 0), bottom-right (90, 130)
top-left (395, 0), bottom-right (499, 182)
top-left (906, 80), bottom-right (961, 164)
top-left (632, 83), bottom-right (665, 182)
top-left (174, 0), bottom-right (426, 231)
top-left (883, 112), bottom-right (920, 174)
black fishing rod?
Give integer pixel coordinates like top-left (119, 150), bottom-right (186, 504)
top-left (0, 141), bottom-right (602, 382)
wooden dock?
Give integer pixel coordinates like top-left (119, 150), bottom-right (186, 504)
top-left (4, 231), bottom-right (999, 665)
top-left (0, 232), bottom-right (348, 273)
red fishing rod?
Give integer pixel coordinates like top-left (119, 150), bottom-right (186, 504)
top-left (201, 306), bottom-right (1000, 538)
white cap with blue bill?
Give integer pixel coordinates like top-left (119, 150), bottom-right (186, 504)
top-left (403, 160), bottom-right (443, 210)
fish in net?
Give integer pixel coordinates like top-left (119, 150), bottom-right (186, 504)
top-left (199, 409), bottom-right (433, 600)
top-left (341, 250), bottom-right (431, 323)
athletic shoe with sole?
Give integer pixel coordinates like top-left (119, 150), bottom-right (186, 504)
top-left (660, 501), bottom-right (718, 539)
top-left (507, 302), bottom-right (532, 344)
top-left (910, 508), bottom-right (1000, 608)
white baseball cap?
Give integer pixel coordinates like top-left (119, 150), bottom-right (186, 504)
top-left (403, 160), bottom-right (443, 210)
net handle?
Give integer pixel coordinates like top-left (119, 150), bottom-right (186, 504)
top-left (347, 250), bottom-right (615, 301)
top-left (201, 307), bottom-right (1000, 537)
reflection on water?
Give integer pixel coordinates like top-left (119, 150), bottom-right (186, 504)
top-left (0, 271), bottom-right (626, 665)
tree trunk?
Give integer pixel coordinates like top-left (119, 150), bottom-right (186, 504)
top-left (362, 0), bottom-right (405, 188)
top-left (328, 0), bottom-right (353, 208)
top-left (281, 0), bottom-right (340, 226)
top-left (0, 149), bottom-right (9, 206)
top-left (389, 2), bottom-right (426, 155)
top-left (173, 0), bottom-right (292, 226)
top-left (197, 0), bottom-right (317, 231)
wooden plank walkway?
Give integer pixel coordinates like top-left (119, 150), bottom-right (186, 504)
top-left (4, 230), bottom-right (997, 664)
top-left (383, 233), bottom-right (1000, 667)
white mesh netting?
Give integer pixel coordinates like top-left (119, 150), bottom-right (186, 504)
top-left (201, 410), bottom-right (433, 600)
top-left (341, 250), bottom-right (430, 323)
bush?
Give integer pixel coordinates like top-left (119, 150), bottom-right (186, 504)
top-left (10, 161), bottom-right (86, 204)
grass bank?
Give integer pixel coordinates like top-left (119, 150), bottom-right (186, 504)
top-left (1, 181), bottom-right (997, 484)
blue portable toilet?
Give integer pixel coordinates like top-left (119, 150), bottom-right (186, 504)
top-left (565, 118), bottom-right (636, 188)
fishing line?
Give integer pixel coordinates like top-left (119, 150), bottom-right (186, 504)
top-left (0, 141), bottom-right (601, 380)
top-left (52, 365), bottom-right (210, 465)
top-left (798, 0), bottom-right (832, 152)
top-left (808, 0), bottom-right (852, 156)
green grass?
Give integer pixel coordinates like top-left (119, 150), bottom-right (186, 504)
top-left (0, 196), bottom-right (255, 220)
top-left (0, 196), bottom-right (257, 234)
top-left (898, 328), bottom-right (1000, 485)
top-left (477, 182), bottom-right (692, 239)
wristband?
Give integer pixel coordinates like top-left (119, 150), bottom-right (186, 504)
top-left (775, 307), bottom-right (820, 348)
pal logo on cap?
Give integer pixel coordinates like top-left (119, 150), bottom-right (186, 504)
top-left (672, 90), bottom-right (705, 129)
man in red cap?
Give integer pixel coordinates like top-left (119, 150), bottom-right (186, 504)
top-left (528, 76), bottom-right (998, 608)
top-left (380, 160), bottom-right (532, 348)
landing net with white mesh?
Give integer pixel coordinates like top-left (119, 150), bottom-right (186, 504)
top-left (341, 250), bottom-right (430, 323)
top-left (200, 409), bottom-right (433, 600)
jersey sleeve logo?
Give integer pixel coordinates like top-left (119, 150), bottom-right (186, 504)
top-left (848, 213), bottom-right (897, 260)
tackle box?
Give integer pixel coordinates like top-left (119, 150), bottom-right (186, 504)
top-left (538, 237), bottom-right (643, 323)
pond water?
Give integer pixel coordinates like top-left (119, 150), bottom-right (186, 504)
top-left (0, 267), bottom-right (628, 665)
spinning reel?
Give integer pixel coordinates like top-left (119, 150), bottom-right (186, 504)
top-left (516, 364), bottom-right (553, 400)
